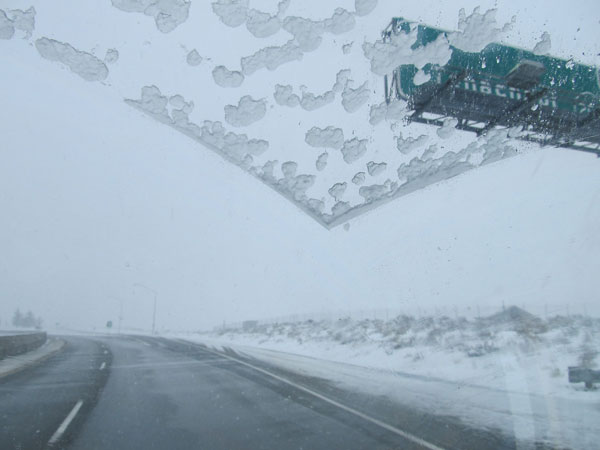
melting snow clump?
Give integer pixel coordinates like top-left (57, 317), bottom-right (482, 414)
top-left (111, 0), bottom-right (191, 33)
top-left (359, 182), bottom-right (395, 202)
top-left (340, 138), bottom-right (368, 164)
top-left (413, 69), bottom-right (430, 85)
top-left (363, 27), bottom-right (452, 76)
top-left (2, 7), bottom-right (35, 38)
top-left (224, 96), bottom-right (266, 127)
top-left (246, 9), bottom-right (281, 38)
top-left (105, 49), bottom-right (119, 64)
top-left (448, 7), bottom-right (515, 53)
top-left (305, 126), bottom-right (344, 149)
top-left (241, 40), bottom-right (303, 75)
top-left (132, 85), bottom-right (170, 117)
top-left (333, 69), bottom-right (352, 93)
top-left (323, 8), bottom-right (355, 35)
top-left (533, 32), bottom-right (551, 55)
top-left (212, 65), bottom-right (244, 88)
top-left (0, 10), bottom-right (14, 39)
top-left (341, 81), bottom-right (370, 113)
top-left (369, 100), bottom-right (407, 125)
top-left (212, 0), bottom-right (248, 28)
top-left (328, 182), bottom-right (347, 201)
top-left (281, 161), bottom-right (298, 178)
top-left (396, 133), bottom-right (428, 154)
top-left (352, 172), bottom-right (366, 185)
top-left (421, 144), bottom-right (438, 160)
top-left (367, 161), bottom-right (387, 176)
top-left (35, 38), bottom-right (109, 82)
top-left (300, 90), bottom-right (335, 111)
top-left (316, 152), bottom-right (328, 171)
top-left (283, 16), bottom-right (325, 52)
top-left (354, 0), bottom-right (377, 17)
top-left (273, 84), bottom-right (300, 107)
top-left (186, 49), bottom-right (203, 66)
top-left (436, 118), bottom-right (458, 139)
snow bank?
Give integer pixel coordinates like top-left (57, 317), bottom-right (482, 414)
top-left (224, 96), bottom-right (266, 127)
top-left (35, 38), bottom-right (109, 82)
top-left (212, 65), bottom-right (244, 88)
top-left (188, 309), bottom-right (600, 450)
top-left (305, 126), bottom-right (344, 149)
top-left (111, 0), bottom-right (190, 33)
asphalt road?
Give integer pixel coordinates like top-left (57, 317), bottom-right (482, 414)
top-left (0, 335), bottom-right (534, 450)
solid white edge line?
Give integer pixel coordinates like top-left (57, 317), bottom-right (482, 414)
top-left (201, 346), bottom-right (446, 450)
top-left (99, 362), bottom-right (106, 370)
top-left (47, 399), bottom-right (84, 446)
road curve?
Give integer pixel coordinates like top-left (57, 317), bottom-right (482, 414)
top-left (1, 335), bottom-right (538, 450)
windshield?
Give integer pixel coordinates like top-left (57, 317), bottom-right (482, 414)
top-left (1, 1), bottom-right (599, 449)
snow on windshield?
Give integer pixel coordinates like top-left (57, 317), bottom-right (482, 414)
top-left (9, 1), bottom-right (595, 228)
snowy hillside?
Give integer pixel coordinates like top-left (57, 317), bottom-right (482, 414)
top-left (195, 306), bottom-right (600, 392)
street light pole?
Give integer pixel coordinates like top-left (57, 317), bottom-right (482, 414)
top-left (133, 283), bottom-right (158, 334)
top-left (108, 295), bottom-right (125, 335)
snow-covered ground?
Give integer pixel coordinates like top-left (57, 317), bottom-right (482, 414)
top-left (179, 307), bottom-right (600, 449)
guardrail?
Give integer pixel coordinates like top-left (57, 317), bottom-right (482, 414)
top-left (568, 366), bottom-right (600, 390)
top-left (0, 332), bottom-right (47, 360)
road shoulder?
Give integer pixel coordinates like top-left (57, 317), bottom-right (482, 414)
top-left (0, 337), bottom-right (65, 379)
